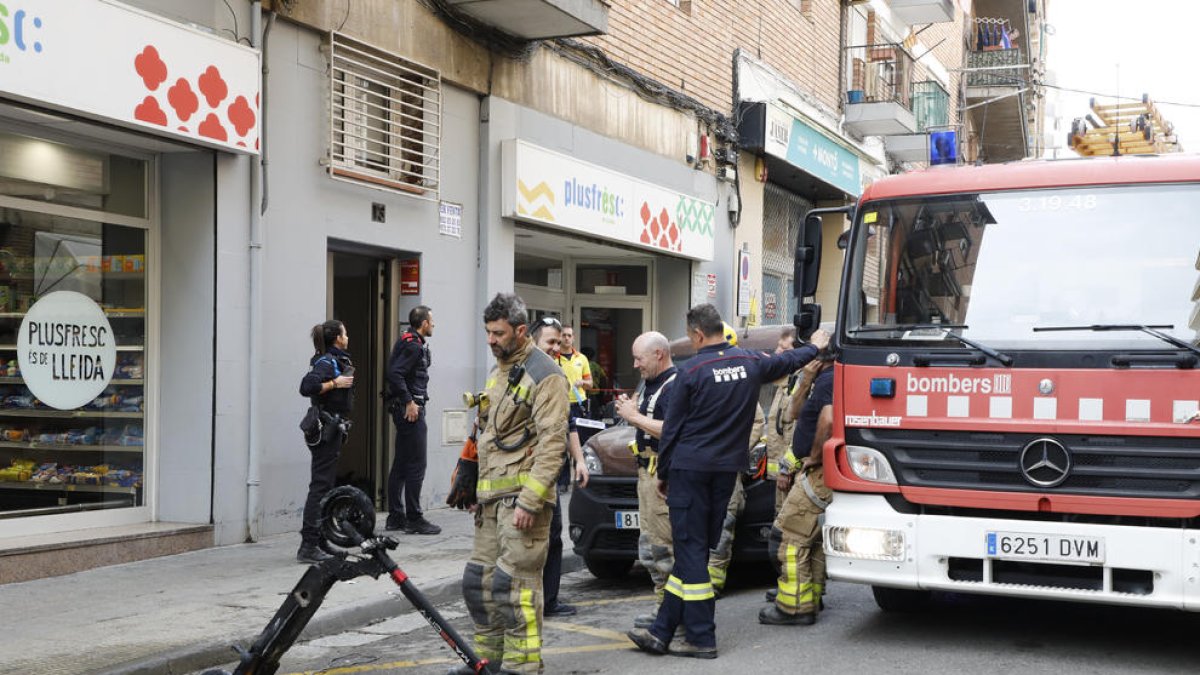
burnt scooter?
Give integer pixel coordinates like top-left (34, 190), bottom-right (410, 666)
top-left (202, 486), bottom-right (489, 675)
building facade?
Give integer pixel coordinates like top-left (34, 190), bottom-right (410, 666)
top-left (0, 0), bottom-right (1042, 580)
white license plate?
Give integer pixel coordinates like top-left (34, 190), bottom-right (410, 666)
top-left (614, 510), bottom-right (640, 530)
top-left (986, 531), bottom-right (1104, 564)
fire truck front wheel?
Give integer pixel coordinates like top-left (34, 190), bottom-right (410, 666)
top-left (871, 586), bottom-right (932, 613)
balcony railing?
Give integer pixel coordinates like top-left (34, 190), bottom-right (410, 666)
top-left (966, 48), bottom-right (1025, 88)
top-left (846, 43), bottom-right (914, 108)
top-left (912, 80), bottom-right (949, 131)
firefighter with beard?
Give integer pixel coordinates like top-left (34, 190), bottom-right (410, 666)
top-left (455, 293), bottom-right (568, 675)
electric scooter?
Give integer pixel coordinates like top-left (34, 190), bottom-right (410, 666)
top-left (201, 485), bottom-right (490, 675)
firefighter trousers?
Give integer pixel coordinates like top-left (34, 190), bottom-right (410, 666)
top-left (636, 465), bottom-right (673, 601)
top-left (650, 468), bottom-right (737, 650)
top-left (768, 467), bottom-right (830, 616)
top-left (463, 498), bottom-right (553, 674)
top-left (707, 474), bottom-right (744, 592)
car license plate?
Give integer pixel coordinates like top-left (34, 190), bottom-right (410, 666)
top-left (986, 531), bottom-right (1104, 564)
top-left (614, 510), bottom-right (640, 530)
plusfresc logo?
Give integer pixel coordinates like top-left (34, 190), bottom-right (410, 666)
top-left (0, 4), bottom-right (45, 64)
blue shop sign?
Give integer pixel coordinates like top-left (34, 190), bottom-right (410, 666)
top-left (762, 104), bottom-right (861, 196)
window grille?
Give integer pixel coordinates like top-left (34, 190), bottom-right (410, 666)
top-left (329, 33), bottom-right (441, 199)
top-left (761, 183), bottom-right (813, 325)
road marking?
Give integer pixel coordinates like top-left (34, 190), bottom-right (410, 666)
top-left (545, 620), bottom-right (633, 642)
top-left (282, 642), bottom-right (634, 674)
top-left (572, 593), bottom-right (657, 607)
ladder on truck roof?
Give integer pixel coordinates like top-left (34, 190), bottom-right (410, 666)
top-left (1068, 94), bottom-right (1182, 156)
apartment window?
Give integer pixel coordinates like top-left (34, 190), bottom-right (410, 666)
top-left (329, 33), bottom-right (441, 199)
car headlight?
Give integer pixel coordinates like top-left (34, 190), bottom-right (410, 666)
top-left (846, 445), bottom-right (896, 484)
top-left (581, 445), bottom-right (603, 475)
top-left (825, 526), bottom-right (905, 561)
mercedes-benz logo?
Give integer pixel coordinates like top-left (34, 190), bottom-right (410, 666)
top-left (1019, 438), bottom-right (1071, 488)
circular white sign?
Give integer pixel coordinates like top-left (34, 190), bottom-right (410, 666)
top-left (18, 291), bottom-right (117, 410)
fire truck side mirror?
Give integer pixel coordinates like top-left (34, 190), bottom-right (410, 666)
top-left (795, 303), bottom-right (822, 341)
top-left (793, 212), bottom-right (824, 299)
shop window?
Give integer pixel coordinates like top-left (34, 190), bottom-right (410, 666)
top-left (575, 265), bottom-right (648, 296)
top-left (515, 252), bottom-right (565, 290)
top-left (329, 33), bottom-right (441, 199)
top-left (0, 207), bottom-right (146, 518)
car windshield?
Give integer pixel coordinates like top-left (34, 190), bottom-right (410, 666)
top-left (843, 183), bottom-right (1200, 350)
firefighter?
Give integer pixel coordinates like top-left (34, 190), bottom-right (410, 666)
top-left (760, 352), bottom-right (835, 626)
top-left (627, 303), bottom-right (828, 659)
top-left (457, 293), bottom-right (569, 675)
top-left (614, 331), bottom-right (677, 629)
top-left (764, 326), bottom-right (801, 512)
top-left (706, 402), bottom-right (764, 596)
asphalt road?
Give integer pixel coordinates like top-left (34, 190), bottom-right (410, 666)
top-left (198, 562), bottom-right (1200, 674)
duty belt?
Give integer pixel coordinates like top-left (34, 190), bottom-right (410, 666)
top-left (799, 470), bottom-right (830, 510)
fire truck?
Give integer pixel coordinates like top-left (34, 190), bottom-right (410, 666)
top-left (797, 155), bottom-right (1200, 612)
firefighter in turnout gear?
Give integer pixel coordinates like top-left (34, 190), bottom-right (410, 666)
top-left (627, 304), bottom-right (828, 660)
top-left (459, 293), bottom-right (569, 675)
top-left (615, 331), bottom-right (677, 629)
top-left (760, 355), bottom-right (834, 626)
top-left (764, 326), bottom-right (801, 512)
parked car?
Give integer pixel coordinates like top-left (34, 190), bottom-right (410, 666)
top-left (567, 325), bottom-right (790, 579)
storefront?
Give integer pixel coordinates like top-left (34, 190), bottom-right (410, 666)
top-left (493, 132), bottom-right (728, 411)
top-left (0, 0), bottom-right (258, 539)
top-left (739, 100), bottom-right (882, 318)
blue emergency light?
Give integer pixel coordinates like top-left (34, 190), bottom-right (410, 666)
top-left (869, 378), bottom-right (896, 398)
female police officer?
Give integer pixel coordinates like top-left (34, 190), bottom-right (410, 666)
top-left (297, 319), bottom-right (355, 564)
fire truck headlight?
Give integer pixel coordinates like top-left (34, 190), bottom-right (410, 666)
top-left (846, 445), bottom-right (897, 484)
top-left (826, 526), bottom-right (905, 561)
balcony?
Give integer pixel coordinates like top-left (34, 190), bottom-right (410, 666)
top-left (888, 0), bottom-right (955, 24)
top-left (442, 0), bottom-right (609, 40)
top-left (966, 47), bottom-right (1029, 161)
top-left (843, 43), bottom-right (918, 137)
top-left (883, 80), bottom-right (949, 162)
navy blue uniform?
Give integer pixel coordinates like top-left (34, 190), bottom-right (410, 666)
top-left (792, 368), bottom-right (834, 458)
top-left (543, 409), bottom-right (580, 610)
top-left (387, 330), bottom-right (431, 525)
top-left (298, 347), bottom-right (354, 547)
top-left (637, 366), bottom-right (677, 458)
top-left (649, 342), bottom-right (820, 649)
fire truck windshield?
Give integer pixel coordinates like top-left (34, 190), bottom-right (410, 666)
top-left (843, 183), bottom-right (1200, 350)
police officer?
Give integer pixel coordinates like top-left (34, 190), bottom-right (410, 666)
top-left (615, 331), bottom-right (677, 628)
top-left (627, 303), bottom-right (828, 659)
top-left (386, 305), bottom-right (440, 535)
top-left (296, 320), bottom-right (355, 564)
top-left (459, 293), bottom-right (569, 675)
top-left (760, 353), bottom-right (835, 626)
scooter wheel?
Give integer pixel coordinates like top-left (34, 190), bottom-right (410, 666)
top-left (320, 486), bottom-right (376, 548)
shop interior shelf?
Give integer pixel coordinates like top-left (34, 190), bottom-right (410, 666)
top-left (0, 440), bottom-right (142, 452)
top-left (0, 377), bottom-right (143, 385)
top-left (0, 409), bottom-right (142, 418)
top-left (0, 480), bottom-right (138, 494)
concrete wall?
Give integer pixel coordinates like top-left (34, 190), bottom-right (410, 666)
top-left (156, 152), bottom-right (218, 524)
top-left (206, 19), bottom-right (483, 544)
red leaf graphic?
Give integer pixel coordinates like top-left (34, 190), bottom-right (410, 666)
top-left (134, 46), bottom-right (167, 91)
top-left (167, 78), bottom-right (199, 122)
top-left (198, 66), bottom-right (228, 108)
top-left (198, 113), bottom-right (228, 141)
top-left (134, 96), bottom-right (167, 126)
top-left (227, 95), bottom-right (256, 137)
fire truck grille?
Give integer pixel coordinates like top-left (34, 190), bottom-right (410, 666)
top-left (850, 428), bottom-right (1200, 499)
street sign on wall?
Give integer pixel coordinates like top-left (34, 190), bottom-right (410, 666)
top-left (0, 0), bottom-right (260, 154)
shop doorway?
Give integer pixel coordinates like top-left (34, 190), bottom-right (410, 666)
top-left (329, 251), bottom-right (391, 506)
top-left (575, 302), bottom-right (647, 419)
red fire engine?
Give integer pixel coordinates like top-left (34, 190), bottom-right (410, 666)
top-left (798, 155), bottom-right (1200, 611)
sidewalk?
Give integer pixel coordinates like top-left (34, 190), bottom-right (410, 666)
top-left (0, 506), bottom-right (576, 675)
